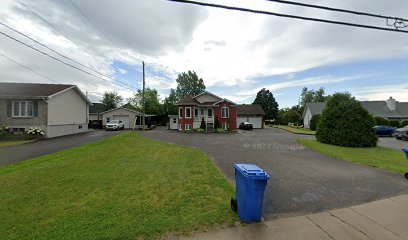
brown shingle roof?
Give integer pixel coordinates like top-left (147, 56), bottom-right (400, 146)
top-left (176, 94), bottom-right (200, 105)
top-left (0, 82), bottom-right (75, 98)
top-left (236, 104), bottom-right (265, 115)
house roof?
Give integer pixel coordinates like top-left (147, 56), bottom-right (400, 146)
top-left (176, 94), bottom-right (200, 105)
top-left (89, 103), bottom-right (104, 114)
top-left (236, 104), bottom-right (265, 115)
top-left (0, 82), bottom-right (92, 104)
top-left (304, 101), bottom-right (408, 118)
top-left (99, 107), bottom-right (156, 117)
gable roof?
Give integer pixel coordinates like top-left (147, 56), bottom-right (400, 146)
top-left (236, 104), bottom-right (265, 115)
top-left (176, 94), bottom-right (200, 105)
top-left (304, 101), bottom-right (408, 118)
top-left (193, 91), bottom-right (223, 101)
top-left (89, 103), bottom-right (104, 114)
top-left (176, 91), bottom-right (235, 106)
top-left (100, 107), bottom-right (142, 115)
top-left (0, 82), bottom-right (91, 104)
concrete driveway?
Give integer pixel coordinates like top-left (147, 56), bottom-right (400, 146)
top-left (378, 136), bottom-right (408, 150)
top-left (142, 128), bottom-right (408, 219)
top-left (0, 129), bottom-right (126, 166)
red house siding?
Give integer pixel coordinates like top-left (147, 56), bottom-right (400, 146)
top-left (214, 101), bottom-right (237, 130)
top-left (178, 106), bottom-right (194, 130)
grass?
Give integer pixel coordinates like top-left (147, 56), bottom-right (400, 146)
top-left (272, 125), bottom-right (316, 135)
top-left (297, 139), bottom-right (408, 174)
top-left (0, 140), bottom-right (34, 147)
top-left (0, 132), bottom-right (237, 239)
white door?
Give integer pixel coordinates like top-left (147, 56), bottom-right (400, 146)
top-left (248, 117), bottom-right (263, 128)
top-left (237, 117), bottom-right (248, 125)
top-left (113, 115), bottom-right (130, 128)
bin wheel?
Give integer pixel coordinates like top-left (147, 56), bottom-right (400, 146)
top-left (405, 172), bottom-right (408, 180)
top-left (231, 198), bottom-right (237, 212)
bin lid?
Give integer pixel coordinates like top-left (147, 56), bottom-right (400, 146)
top-left (234, 163), bottom-right (269, 179)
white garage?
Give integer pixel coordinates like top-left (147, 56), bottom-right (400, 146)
top-left (236, 104), bottom-right (265, 129)
top-left (113, 115), bottom-right (130, 128)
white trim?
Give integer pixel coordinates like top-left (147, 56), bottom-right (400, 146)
top-left (179, 107), bottom-right (183, 118)
top-left (221, 107), bottom-right (229, 118)
top-left (48, 86), bottom-right (92, 105)
top-left (12, 100), bottom-right (34, 118)
top-left (185, 107), bottom-right (192, 119)
top-left (179, 124), bottom-right (183, 130)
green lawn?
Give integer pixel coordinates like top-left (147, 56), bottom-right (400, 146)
top-left (0, 132), bottom-right (237, 239)
top-left (297, 139), bottom-right (408, 174)
top-left (0, 140), bottom-right (34, 147)
top-left (272, 125), bottom-right (316, 135)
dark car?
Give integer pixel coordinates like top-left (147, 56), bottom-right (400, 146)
top-left (239, 122), bottom-right (253, 130)
top-left (373, 125), bottom-right (396, 137)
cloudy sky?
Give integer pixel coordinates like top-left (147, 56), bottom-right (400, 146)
top-left (0, 0), bottom-right (407, 108)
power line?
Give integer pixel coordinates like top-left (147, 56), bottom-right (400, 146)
top-left (166, 0), bottom-right (408, 33)
top-left (0, 52), bottom-right (62, 84)
top-left (0, 30), bottom-right (135, 90)
top-left (15, 0), bottom-right (129, 76)
top-left (0, 21), bottom-right (134, 89)
top-left (267, 0), bottom-right (408, 22)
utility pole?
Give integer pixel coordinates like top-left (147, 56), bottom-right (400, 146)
top-left (142, 61), bottom-right (145, 130)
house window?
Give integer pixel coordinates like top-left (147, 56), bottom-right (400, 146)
top-left (185, 107), bottom-right (191, 118)
top-left (207, 108), bottom-right (213, 117)
top-left (194, 108), bottom-right (198, 118)
top-left (173, 118), bottom-right (176, 123)
top-left (12, 100), bottom-right (33, 117)
top-left (200, 108), bottom-right (205, 116)
top-left (221, 107), bottom-right (229, 118)
top-left (179, 108), bottom-right (183, 118)
top-left (185, 124), bottom-right (192, 130)
top-left (107, 117), bottom-right (110, 122)
top-left (223, 122), bottom-right (229, 130)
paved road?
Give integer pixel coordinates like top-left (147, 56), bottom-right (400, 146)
top-left (0, 130), bottom-right (126, 166)
top-left (378, 137), bottom-right (408, 151)
top-left (142, 128), bottom-right (408, 219)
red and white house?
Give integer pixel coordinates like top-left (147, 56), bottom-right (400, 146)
top-left (170, 91), bottom-right (265, 131)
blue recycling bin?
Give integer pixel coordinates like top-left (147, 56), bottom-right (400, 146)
top-left (403, 148), bottom-right (408, 159)
top-left (233, 163), bottom-right (269, 223)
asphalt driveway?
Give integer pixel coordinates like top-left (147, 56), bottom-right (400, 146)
top-left (142, 128), bottom-right (408, 219)
top-left (378, 136), bottom-right (408, 150)
top-left (0, 129), bottom-right (126, 166)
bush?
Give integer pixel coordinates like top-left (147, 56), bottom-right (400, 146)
top-left (373, 116), bottom-right (389, 126)
top-left (388, 120), bottom-right (400, 128)
top-left (400, 120), bottom-right (408, 128)
top-left (200, 117), bottom-right (206, 129)
top-left (316, 93), bottom-right (377, 147)
top-left (0, 125), bottom-right (10, 137)
top-left (215, 128), bottom-right (225, 133)
top-left (309, 114), bottom-right (321, 131)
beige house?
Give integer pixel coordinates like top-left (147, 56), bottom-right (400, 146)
top-left (100, 107), bottom-right (155, 129)
top-left (0, 82), bottom-right (91, 138)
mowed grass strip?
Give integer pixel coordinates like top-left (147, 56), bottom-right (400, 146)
top-left (0, 132), bottom-right (237, 239)
top-left (297, 139), bottom-right (408, 174)
top-left (0, 140), bottom-right (34, 147)
top-left (272, 125), bottom-right (316, 135)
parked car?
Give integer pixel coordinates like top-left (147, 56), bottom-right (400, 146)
top-left (395, 125), bottom-right (408, 140)
top-left (106, 120), bottom-right (124, 131)
top-left (239, 122), bottom-right (253, 130)
top-left (373, 125), bottom-right (396, 137)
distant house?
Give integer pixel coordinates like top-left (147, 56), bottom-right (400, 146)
top-left (170, 91), bottom-right (265, 131)
top-left (0, 82), bottom-right (91, 138)
top-left (89, 103), bottom-right (103, 121)
top-left (303, 97), bottom-right (408, 128)
top-left (100, 107), bottom-right (155, 129)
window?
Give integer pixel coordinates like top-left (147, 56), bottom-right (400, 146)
top-left (221, 107), bottom-right (229, 118)
top-left (185, 124), bottom-right (192, 130)
top-left (194, 108), bottom-right (198, 118)
top-left (200, 108), bottom-right (205, 116)
top-left (179, 108), bottom-right (183, 118)
top-left (11, 128), bottom-right (25, 133)
top-left (173, 118), bottom-right (176, 123)
top-left (185, 107), bottom-right (191, 118)
top-left (107, 117), bottom-right (110, 122)
top-left (207, 108), bottom-right (213, 117)
top-left (12, 100), bottom-right (33, 117)
top-left (223, 123), bottom-right (229, 130)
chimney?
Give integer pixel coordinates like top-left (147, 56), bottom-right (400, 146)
top-left (386, 96), bottom-right (396, 111)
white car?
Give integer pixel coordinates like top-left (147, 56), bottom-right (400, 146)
top-left (106, 120), bottom-right (125, 131)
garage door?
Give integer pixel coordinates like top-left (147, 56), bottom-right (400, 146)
top-left (237, 117), bottom-right (248, 125)
top-left (113, 115), bottom-right (130, 128)
top-left (248, 117), bottom-right (263, 128)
